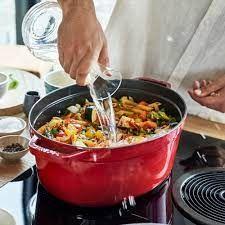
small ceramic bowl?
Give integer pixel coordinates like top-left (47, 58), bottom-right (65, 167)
top-left (44, 70), bottom-right (75, 94)
top-left (0, 117), bottom-right (27, 136)
top-left (0, 208), bottom-right (16, 225)
top-left (0, 135), bottom-right (29, 161)
top-left (0, 73), bottom-right (8, 98)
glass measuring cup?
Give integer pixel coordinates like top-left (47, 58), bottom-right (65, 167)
top-left (22, 1), bottom-right (122, 100)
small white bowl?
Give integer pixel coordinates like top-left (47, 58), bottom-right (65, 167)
top-left (0, 73), bottom-right (8, 98)
top-left (0, 135), bottom-right (29, 161)
top-left (0, 116), bottom-right (27, 136)
top-left (44, 70), bottom-right (75, 94)
top-left (0, 208), bottom-right (16, 225)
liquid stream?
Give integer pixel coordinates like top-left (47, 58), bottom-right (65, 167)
top-left (89, 84), bottom-right (117, 146)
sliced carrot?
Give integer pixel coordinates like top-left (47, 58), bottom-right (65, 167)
top-left (131, 108), bottom-right (147, 120)
top-left (140, 111), bottom-right (147, 120)
top-left (84, 140), bottom-right (96, 147)
top-left (138, 121), bottom-right (157, 129)
top-left (139, 101), bottom-right (148, 106)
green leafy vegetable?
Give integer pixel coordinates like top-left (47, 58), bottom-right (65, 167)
top-left (158, 111), bottom-right (170, 121)
top-left (169, 117), bottom-right (177, 123)
top-left (8, 74), bottom-right (19, 90)
top-left (148, 111), bottom-right (161, 120)
top-left (50, 128), bottom-right (59, 135)
top-left (44, 130), bottom-right (54, 139)
top-left (148, 110), bottom-right (176, 127)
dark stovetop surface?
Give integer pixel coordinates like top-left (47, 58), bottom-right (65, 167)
top-left (0, 131), bottom-right (225, 225)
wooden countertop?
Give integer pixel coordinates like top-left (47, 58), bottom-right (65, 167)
top-left (1, 45), bottom-right (225, 140)
top-left (184, 115), bottom-right (225, 140)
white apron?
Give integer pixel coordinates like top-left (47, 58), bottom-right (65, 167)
top-left (105, 0), bottom-right (225, 124)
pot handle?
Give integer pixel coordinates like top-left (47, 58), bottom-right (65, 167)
top-left (136, 77), bottom-right (171, 89)
top-left (29, 136), bottom-right (89, 163)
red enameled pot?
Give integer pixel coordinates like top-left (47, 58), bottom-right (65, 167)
top-left (29, 78), bottom-right (187, 207)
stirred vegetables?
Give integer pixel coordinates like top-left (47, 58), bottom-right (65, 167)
top-left (38, 96), bottom-right (177, 148)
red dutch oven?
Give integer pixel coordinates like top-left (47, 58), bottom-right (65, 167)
top-left (29, 78), bottom-right (187, 207)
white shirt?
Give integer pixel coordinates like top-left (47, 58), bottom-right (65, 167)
top-left (105, 0), bottom-right (225, 124)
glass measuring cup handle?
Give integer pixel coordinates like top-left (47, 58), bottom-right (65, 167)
top-left (87, 64), bottom-right (122, 100)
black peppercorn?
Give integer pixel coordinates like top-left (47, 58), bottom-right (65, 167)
top-left (3, 143), bottom-right (25, 153)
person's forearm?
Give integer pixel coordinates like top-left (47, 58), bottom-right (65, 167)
top-left (57, 0), bottom-right (95, 14)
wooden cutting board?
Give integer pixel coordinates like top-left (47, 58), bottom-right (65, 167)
top-left (0, 152), bottom-right (35, 188)
top-left (0, 67), bottom-right (45, 116)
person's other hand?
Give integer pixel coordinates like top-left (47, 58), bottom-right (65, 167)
top-left (57, 2), bottom-right (109, 85)
top-left (188, 75), bottom-right (225, 113)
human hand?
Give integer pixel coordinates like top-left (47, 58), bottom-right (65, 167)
top-left (188, 75), bottom-right (225, 113)
top-left (57, 1), bottom-right (109, 85)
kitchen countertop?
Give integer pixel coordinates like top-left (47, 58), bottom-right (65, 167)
top-left (184, 115), bottom-right (225, 140)
top-left (1, 44), bottom-right (225, 141)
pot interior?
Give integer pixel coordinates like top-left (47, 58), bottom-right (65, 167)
top-left (30, 79), bottom-right (186, 147)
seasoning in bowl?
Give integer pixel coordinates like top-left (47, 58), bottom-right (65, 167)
top-left (0, 117), bottom-right (26, 136)
top-left (3, 143), bottom-right (25, 153)
top-left (0, 135), bottom-right (29, 161)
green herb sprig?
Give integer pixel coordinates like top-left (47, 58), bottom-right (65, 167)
top-left (8, 74), bottom-right (19, 90)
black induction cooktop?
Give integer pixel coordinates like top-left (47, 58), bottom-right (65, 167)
top-left (0, 131), bottom-right (225, 225)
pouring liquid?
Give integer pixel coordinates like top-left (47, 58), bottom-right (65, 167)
top-left (89, 84), bottom-right (117, 146)
top-left (22, 1), bottom-right (121, 145)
